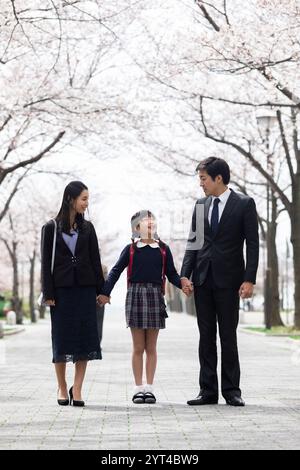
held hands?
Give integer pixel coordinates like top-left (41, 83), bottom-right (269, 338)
top-left (97, 295), bottom-right (111, 307)
top-left (239, 282), bottom-right (254, 299)
top-left (181, 278), bottom-right (194, 297)
top-left (45, 299), bottom-right (55, 306)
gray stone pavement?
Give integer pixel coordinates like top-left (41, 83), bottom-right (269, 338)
top-left (0, 305), bottom-right (300, 450)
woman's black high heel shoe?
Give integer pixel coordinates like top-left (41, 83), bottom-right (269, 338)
top-left (69, 386), bottom-right (85, 407)
top-left (57, 389), bottom-right (69, 406)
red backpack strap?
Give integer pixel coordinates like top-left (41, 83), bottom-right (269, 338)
top-left (127, 242), bottom-right (136, 288)
top-left (159, 242), bottom-right (167, 295)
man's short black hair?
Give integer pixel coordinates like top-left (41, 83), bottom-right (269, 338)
top-left (196, 157), bottom-right (230, 185)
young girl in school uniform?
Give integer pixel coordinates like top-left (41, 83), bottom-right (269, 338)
top-left (99, 210), bottom-right (186, 404)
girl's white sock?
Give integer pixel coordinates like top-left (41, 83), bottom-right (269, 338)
top-left (134, 385), bottom-right (144, 394)
top-left (144, 384), bottom-right (154, 393)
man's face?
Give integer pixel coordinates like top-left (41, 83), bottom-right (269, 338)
top-left (198, 170), bottom-right (220, 196)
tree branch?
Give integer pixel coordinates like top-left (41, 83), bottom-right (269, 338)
top-left (231, 177), bottom-right (267, 240)
top-left (198, 94), bottom-right (298, 109)
top-left (0, 170), bottom-right (29, 223)
top-left (291, 108), bottom-right (300, 167)
top-left (276, 110), bottom-right (295, 184)
top-left (259, 67), bottom-right (300, 107)
top-left (196, 0), bottom-right (300, 106)
top-left (0, 237), bottom-right (13, 259)
top-left (0, 115), bottom-right (13, 133)
top-left (199, 97), bottom-right (292, 214)
top-left (0, 130), bottom-right (65, 185)
top-left (223, 0), bottom-right (230, 26)
top-left (195, 1), bottom-right (220, 31)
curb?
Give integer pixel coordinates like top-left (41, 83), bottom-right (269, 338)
top-left (240, 328), bottom-right (300, 339)
top-left (240, 328), bottom-right (300, 349)
top-left (240, 328), bottom-right (266, 337)
top-left (3, 327), bottom-right (26, 337)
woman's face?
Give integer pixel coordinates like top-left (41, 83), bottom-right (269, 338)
top-left (73, 190), bottom-right (89, 214)
top-left (138, 216), bottom-right (157, 239)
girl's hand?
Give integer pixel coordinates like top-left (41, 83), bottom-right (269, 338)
top-left (45, 299), bottom-right (55, 306)
top-left (97, 295), bottom-right (111, 306)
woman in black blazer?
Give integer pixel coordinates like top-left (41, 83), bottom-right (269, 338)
top-left (41, 181), bottom-right (104, 407)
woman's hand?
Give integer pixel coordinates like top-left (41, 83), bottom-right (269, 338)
top-left (45, 299), bottom-right (55, 306)
top-left (97, 295), bottom-right (111, 306)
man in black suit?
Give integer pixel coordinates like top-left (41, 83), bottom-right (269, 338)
top-left (181, 157), bottom-right (259, 406)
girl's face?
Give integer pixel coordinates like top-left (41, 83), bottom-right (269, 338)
top-left (73, 190), bottom-right (89, 214)
top-left (137, 216), bottom-right (157, 239)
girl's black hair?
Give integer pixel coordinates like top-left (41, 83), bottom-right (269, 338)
top-left (56, 181), bottom-right (88, 233)
top-left (131, 210), bottom-right (161, 244)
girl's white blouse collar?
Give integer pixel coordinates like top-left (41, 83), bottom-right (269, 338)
top-left (136, 241), bottom-right (159, 249)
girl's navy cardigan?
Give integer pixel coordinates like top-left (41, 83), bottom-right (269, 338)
top-left (101, 244), bottom-right (182, 296)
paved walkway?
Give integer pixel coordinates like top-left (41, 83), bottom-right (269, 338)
top-left (0, 305), bottom-right (300, 450)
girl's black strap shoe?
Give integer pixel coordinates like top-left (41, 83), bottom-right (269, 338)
top-left (132, 392), bottom-right (145, 404)
top-left (144, 392), bottom-right (156, 404)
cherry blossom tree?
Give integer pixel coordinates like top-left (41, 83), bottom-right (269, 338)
top-left (127, 0), bottom-right (300, 326)
top-left (0, 0), bottom-right (139, 222)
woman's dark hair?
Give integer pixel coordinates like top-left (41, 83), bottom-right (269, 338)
top-left (56, 181), bottom-right (88, 233)
top-left (195, 157), bottom-right (230, 185)
top-left (131, 210), bottom-right (159, 241)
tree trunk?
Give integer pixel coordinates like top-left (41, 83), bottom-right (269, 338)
top-left (39, 304), bottom-right (46, 320)
top-left (38, 271), bottom-right (46, 319)
top-left (268, 191), bottom-right (283, 327)
top-left (29, 250), bottom-right (36, 323)
top-left (11, 241), bottom-right (23, 325)
top-left (291, 174), bottom-right (300, 329)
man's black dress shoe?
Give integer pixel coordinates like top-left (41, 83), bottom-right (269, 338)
top-left (187, 395), bottom-right (218, 406)
top-left (225, 396), bottom-right (245, 407)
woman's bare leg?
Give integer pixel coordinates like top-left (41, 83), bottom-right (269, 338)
top-left (54, 363), bottom-right (68, 399)
top-left (73, 360), bottom-right (88, 400)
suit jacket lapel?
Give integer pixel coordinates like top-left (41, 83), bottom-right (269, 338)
top-left (216, 189), bottom-right (238, 235)
top-left (204, 196), bottom-right (212, 235)
top-left (203, 191), bottom-right (238, 238)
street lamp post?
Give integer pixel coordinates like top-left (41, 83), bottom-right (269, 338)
top-left (256, 110), bottom-right (277, 330)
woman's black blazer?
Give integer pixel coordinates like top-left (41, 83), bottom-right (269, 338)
top-left (41, 220), bottom-right (104, 300)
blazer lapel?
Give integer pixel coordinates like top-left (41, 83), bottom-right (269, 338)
top-left (58, 232), bottom-right (73, 256)
top-left (74, 230), bottom-right (82, 256)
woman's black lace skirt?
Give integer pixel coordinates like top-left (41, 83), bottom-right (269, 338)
top-left (50, 285), bottom-right (102, 363)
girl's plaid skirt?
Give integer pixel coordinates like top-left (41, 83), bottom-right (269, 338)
top-left (125, 283), bottom-right (168, 329)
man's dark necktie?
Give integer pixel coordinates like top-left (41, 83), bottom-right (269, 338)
top-left (211, 198), bottom-right (220, 237)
